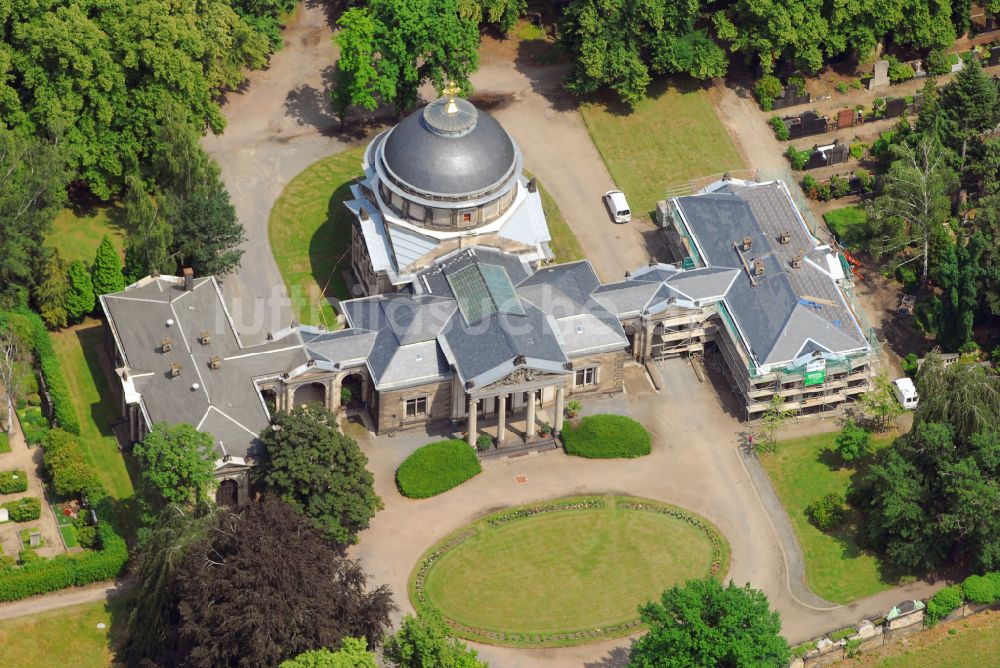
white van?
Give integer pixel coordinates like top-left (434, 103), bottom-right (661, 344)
top-left (603, 190), bottom-right (631, 223)
top-left (893, 377), bottom-right (919, 410)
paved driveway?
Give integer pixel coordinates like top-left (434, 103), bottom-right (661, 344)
top-left (349, 358), bottom-right (939, 667)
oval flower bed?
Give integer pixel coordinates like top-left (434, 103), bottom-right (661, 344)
top-left (396, 439), bottom-right (482, 499)
top-left (409, 495), bottom-right (729, 648)
top-left (561, 414), bottom-right (651, 458)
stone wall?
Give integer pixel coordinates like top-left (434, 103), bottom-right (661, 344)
top-left (375, 379), bottom-right (453, 434)
top-left (565, 350), bottom-right (627, 398)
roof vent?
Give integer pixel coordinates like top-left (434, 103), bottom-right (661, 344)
top-left (575, 324), bottom-right (584, 334)
top-left (183, 267), bottom-right (194, 291)
top-left (753, 259), bottom-right (765, 276)
top-left (169, 362), bottom-right (182, 378)
top-left (199, 331), bottom-right (212, 346)
top-left (416, 352), bottom-right (423, 361)
top-left (160, 337), bottom-right (173, 353)
top-left (166, 318), bottom-right (174, 327)
top-left (209, 356), bottom-right (222, 370)
top-left (742, 236), bottom-right (753, 252)
top-left (359, 207), bottom-right (369, 221)
top-left (527, 177), bottom-right (537, 193)
top-left (779, 232), bottom-right (791, 245)
top-left (790, 254), bottom-right (803, 269)
top-left (191, 382), bottom-right (200, 391)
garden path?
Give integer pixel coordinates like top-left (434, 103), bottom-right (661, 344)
top-left (0, 413), bottom-right (63, 558)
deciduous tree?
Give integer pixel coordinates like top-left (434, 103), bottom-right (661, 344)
top-left (836, 419), bottom-right (872, 463)
top-left (123, 175), bottom-right (173, 282)
top-left (628, 578), bottom-right (790, 667)
top-left (133, 423), bottom-right (216, 508)
top-left (861, 372), bottom-right (905, 431)
top-left (280, 638), bottom-right (378, 667)
top-left (256, 405), bottom-right (382, 545)
top-left (383, 607), bottom-right (488, 668)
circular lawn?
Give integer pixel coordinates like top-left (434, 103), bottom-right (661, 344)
top-left (410, 496), bottom-right (729, 647)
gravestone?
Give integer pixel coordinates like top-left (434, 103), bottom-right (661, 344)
top-left (836, 108), bottom-right (854, 129)
top-left (857, 620), bottom-right (877, 638)
top-left (869, 60), bottom-right (890, 91)
top-left (29, 530), bottom-right (40, 547)
top-left (885, 97), bottom-right (907, 118)
top-left (800, 111), bottom-right (828, 136)
top-left (951, 57), bottom-right (964, 73)
top-left (0, 507), bottom-right (8, 523)
top-left (912, 59), bottom-right (926, 77)
top-left (989, 45), bottom-right (1000, 67)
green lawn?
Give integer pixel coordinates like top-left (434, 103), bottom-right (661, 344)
top-left (268, 148), bottom-right (365, 329)
top-left (415, 496), bottom-right (727, 646)
top-left (526, 170), bottom-right (584, 264)
top-left (853, 611), bottom-right (1000, 667)
top-left (579, 79), bottom-right (745, 220)
top-left (48, 205), bottom-right (125, 266)
top-left (824, 206), bottom-right (870, 248)
top-left (760, 431), bottom-right (912, 604)
top-left (50, 321), bottom-right (137, 535)
top-left (0, 598), bottom-right (128, 667)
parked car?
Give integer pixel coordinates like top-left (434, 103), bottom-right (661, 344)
top-left (603, 190), bottom-right (631, 223)
top-left (892, 377), bottom-right (919, 410)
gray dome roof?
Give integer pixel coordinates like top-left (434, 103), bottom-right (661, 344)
top-left (381, 97), bottom-right (517, 197)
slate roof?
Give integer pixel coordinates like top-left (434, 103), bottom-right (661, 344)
top-left (381, 97), bottom-right (518, 196)
top-left (671, 180), bottom-right (869, 367)
top-left (101, 276), bottom-right (308, 460)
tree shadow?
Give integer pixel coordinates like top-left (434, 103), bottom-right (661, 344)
top-left (284, 65), bottom-right (341, 136)
top-left (106, 586), bottom-right (138, 662)
top-left (584, 644), bottom-right (633, 668)
top-left (510, 39), bottom-right (577, 113)
top-left (307, 177), bottom-right (359, 310)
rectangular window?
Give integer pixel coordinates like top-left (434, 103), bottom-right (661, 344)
top-left (405, 396), bottom-right (427, 417)
top-left (575, 367), bottom-right (597, 387)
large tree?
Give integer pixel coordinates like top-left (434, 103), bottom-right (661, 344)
top-left (383, 607), bottom-right (488, 668)
top-left (156, 498), bottom-right (393, 667)
top-left (35, 250), bottom-right (69, 329)
top-left (938, 56), bottom-right (1000, 171)
top-left (90, 235), bottom-right (125, 296)
top-left (561, 0), bottom-right (727, 108)
top-left (123, 175), bottom-right (173, 282)
top-left (280, 639), bottom-right (378, 668)
top-left (857, 355), bottom-right (1000, 571)
top-left (333, 0), bottom-right (480, 117)
top-left (867, 137), bottom-right (958, 286)
top-left (65, 260), bottom-right (96, 322)
top-left (256, 405), bottom-right (382, 545)
top-left (133, 423), bottom-right (217, 509)
top-left (0, 128), bottom-right (69, 308)
top-left (628, 578), bottom-right (790, 667)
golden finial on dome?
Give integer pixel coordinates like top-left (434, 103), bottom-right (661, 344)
top-left (442, 79), bottom-right (461, 115)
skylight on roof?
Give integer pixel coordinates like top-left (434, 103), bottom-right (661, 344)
top-left (446, 262), bottom-right (525, 324)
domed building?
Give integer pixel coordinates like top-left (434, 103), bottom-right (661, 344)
top-left (347, 90), bottom-right (552, 295)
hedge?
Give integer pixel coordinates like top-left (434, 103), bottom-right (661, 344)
top-left (0, 516), bottom-right (127, 602)
top-left (396, 439), bottom-right (482, 499)
top-left (0, 309), bottom-right (79, 435)
top-left (0, 469), bottom-right (28, 495)
top-left (561, 414), bottom-right (651, 459)
top-left (0, 432), bottom-right (9, 454)
top-left (2, 496), bottom-right (41, 522)
top-left (961, 574), bottom-right (1000, 605)
top-left (925, 585), bottom-right (963, 625)
top-left (43, 429), bottom-right (102, 500)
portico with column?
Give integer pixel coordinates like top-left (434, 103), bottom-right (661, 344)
top-left (461, 365), bottom-right (570, 447)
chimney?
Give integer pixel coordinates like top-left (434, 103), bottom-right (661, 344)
top-left (753, 259), bottom-right (765, 276)
top-left (742, 236), bottom-right (753, 252)
top-left (790, 254), bottom-right (803, 268)
top-left (169, 362), bottom-right (182, 378)
top-left (160, 337), bottom-right (172, 353)
top-left (779, 232), bottom-right (791, 245)
top-left (209, 355), bottom-right (222, 370)
top-left (183, 267), bottom-right (194, 291)
top-left (199, 331), bottom-right (212, 346)
top-left (527, 177), bottom-right (538, 193)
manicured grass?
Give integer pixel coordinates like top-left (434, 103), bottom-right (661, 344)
top-left (561, 414), bottom-right (651, 458)
top-left (0, 598), bottom-right (126, 667)
top-left (50, 322), bottom-right (136, 535)
top-left (47, 205), bottom-right (125, 266)
top-left (413, 496), bottom-right (727, 647)
top-left (580, 79), bottom-right (745, 220)
top-left (526, 171), bottom-right (584, 264)
top-left (19, 527), bottom-right (44, 548)
top-left (760, 431), bottom-right (911, 603)
top-left (396, 439), bottom-right (482, 499)
top-left (0, 431), bottom-right (9, 453)
top-left (269, 148), bottom-right (366, 329)
top-left (60, 523), bottom-right (79, 548)
top-left (824, 206), bottom-right (870, 247)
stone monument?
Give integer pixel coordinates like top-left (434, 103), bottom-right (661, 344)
top-left (29, 530), bottom-right (40, 547)
top-left (869, 60), bottom-right (890, 91)
top-left (0, 507), bottom-right (8, 523)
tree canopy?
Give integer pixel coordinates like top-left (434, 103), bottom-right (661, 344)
top-left (383, 607), bottom-right (488, 668)
top-left (279, 639), bottom-right (378, 668)
top-left (628, 578), bottom-right (790, 667)
top-left (133, 423), bottom-right (217, 509)
top-left (123, 498), bottom-right (394, 667)
top-left (90, 235), bottom-right (125, 297)
top-left (857, 354), bottom-right (1000, 572)
top-left (256, 405), bottom-right (382, 545)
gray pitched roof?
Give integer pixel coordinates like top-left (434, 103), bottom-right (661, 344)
top-left (672, 181), bottom-right (868, 367)
top-left (101, 276), bottom-right (307, 460)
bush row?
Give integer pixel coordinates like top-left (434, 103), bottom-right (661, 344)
top-left (396, 439), bottom-right (482, 499)
top-left (0, 469), bottom-right (28, 495)
top-left (17, 407), bottom-right (49, 446)
top-left (44, 429), bottom-right (102, 500)
top-left (487, 498), bottom-right (604, 527)
top-left (0, 309), bottom-right (80, 435)
top-left (561, 414), bottom-right (651, 459)
top-left (2, 496), bottom-right (41, 522)
top-left (926, 572), bottom-right (1000, 625)
top-left (802, 171), bottom-right (874, 201)
top-left (0, 515), bottom-right (127, 602)
top-left (0, 432), bottom-right (9, 454)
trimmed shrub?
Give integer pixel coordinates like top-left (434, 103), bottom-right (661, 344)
top-left (926, 585), bottom-right (964, 625)
top-left (961, 574), bottom-right (1000, 605)
top-left (2, 497), bottom-right (41, 522)
top-left (805, 493), bottom-right (845, 531)
top-left (76, 524), bottom-right (97, 549)
top-left (849, 142), bottom-right (866, 160)
top-left (836, 81), bottom-right (848, 94)
top-left (926, 49), bottom-right (950, 75)
top-left (754, 75), bottom-right (783, 111)
top-left (887, 57), bottom-right (915, 83)
top-left (561, 414), bottom-right (651, 459)
top-left (0, 470), bottom-right (28, 494)
top-left (0, 511), bottom-right (127, 602)
top-left (43, 429), bottom-right (102, 500)
top-left (770, 116), bottom-right (790, 141)
top-left (18, 407), bottom-right (49, 445)
top-left (0, 432), bottom-right (9, 454)
top-left (785, 146), bottom-right (810, 170)
top-left (830, 174), bottom-right (850, 198)
top-left (475, 434), bottom-right (494, 452)
top-left (396, 439), bottom-right (482, 499)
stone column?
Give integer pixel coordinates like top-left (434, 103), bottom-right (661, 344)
top-left (327, 380), bottom-right (339, 413)
top-left (284, 384), bottom-right (294, 411)
top-left (554, 386), bottom-right (565, 434)
top-left (497, 393), bottom-right (507, 444)
top-left (526, 391), bottom-right (536, 438)
top-left (467, 397), bottom-right (477, 447)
